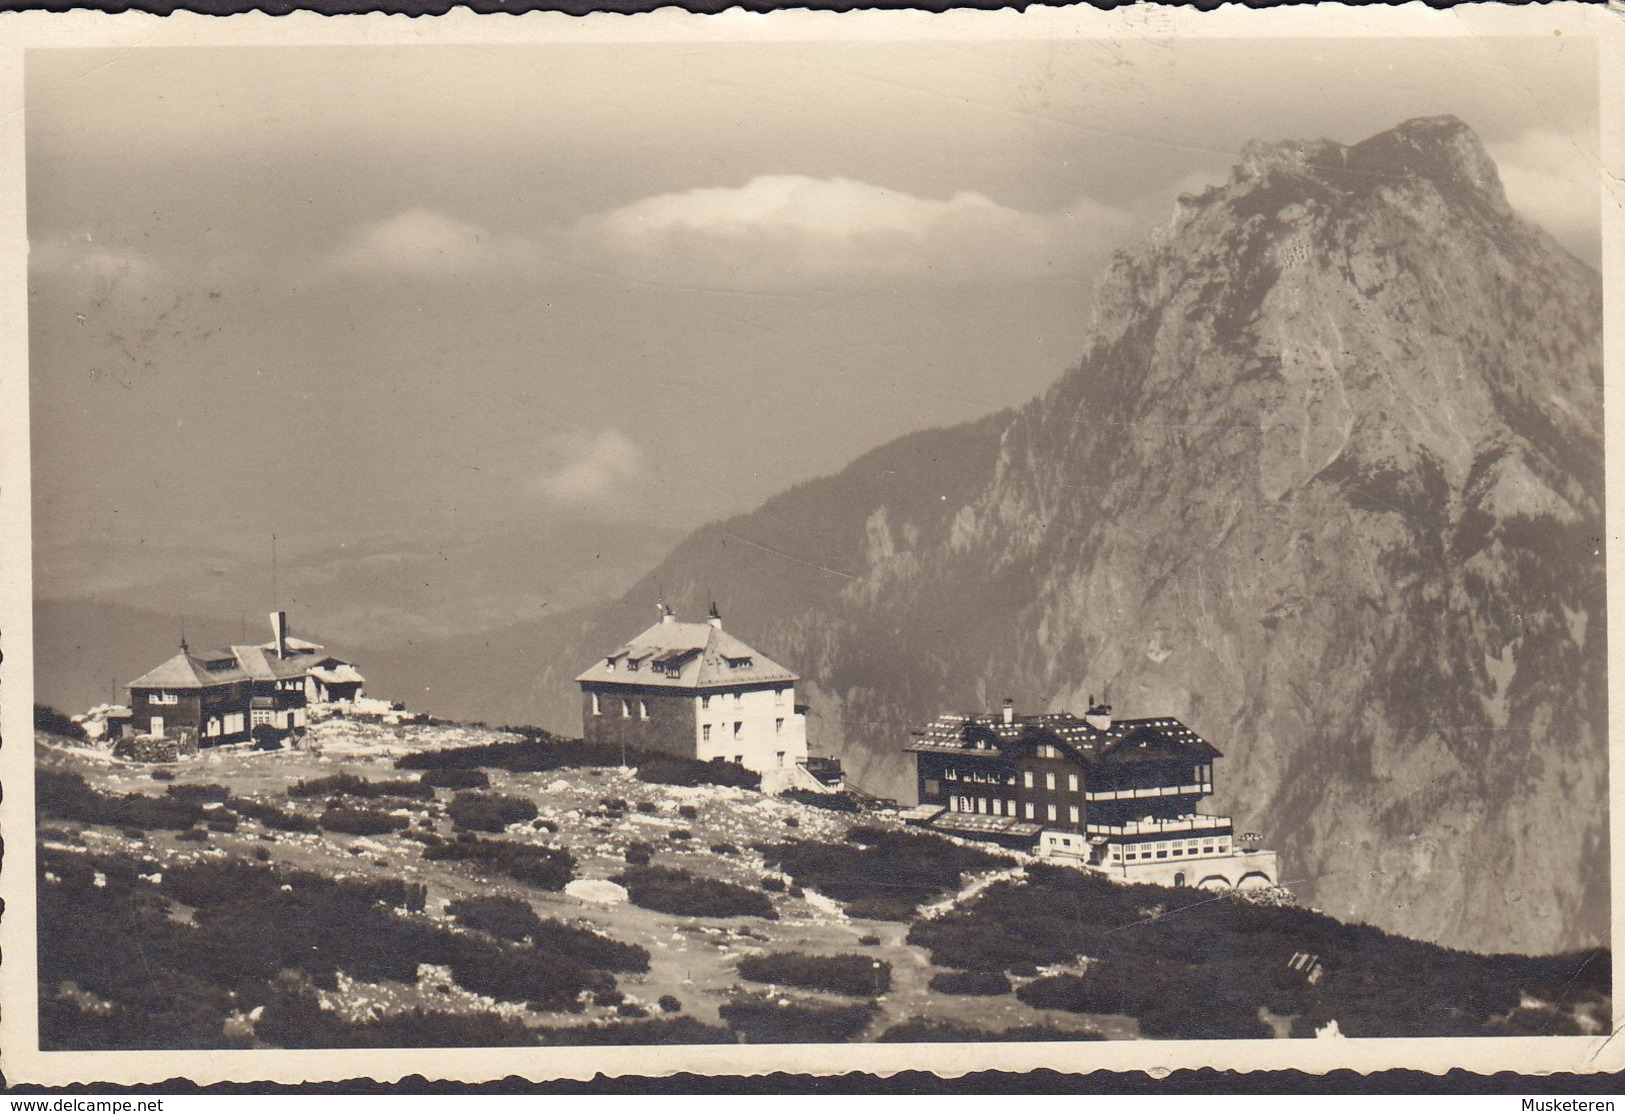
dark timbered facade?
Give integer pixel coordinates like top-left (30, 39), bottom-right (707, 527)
top-left (905, 699), bottom-right (1273, 888)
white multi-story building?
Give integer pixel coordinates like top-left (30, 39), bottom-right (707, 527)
top-left (575, 604), bottom-right (810, 779)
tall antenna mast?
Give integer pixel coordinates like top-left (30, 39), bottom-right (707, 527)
top-left (271, 533), bottom-right (279, 611)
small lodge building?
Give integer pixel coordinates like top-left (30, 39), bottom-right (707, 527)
top-left (124, 611), bottom-right (365, 747)
top-left (904, 698), bottom-right (1277, 891)
top-left (576, 604), bottom-right (815, 786)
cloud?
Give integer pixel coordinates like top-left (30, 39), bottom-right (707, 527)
top-left (30, 234), bottom-right (161, 285)
top-left (567, 175), bottom-right (1131, 290)
top-left (323, 208), bottom-right (520, 276)
top-left (537, 429), bottom-right (643, 503)
top-left (1488, 128), bottom-right (1600, 263)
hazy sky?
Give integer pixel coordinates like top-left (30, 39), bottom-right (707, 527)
top-left (27, 35), bottom-right (1598, 602)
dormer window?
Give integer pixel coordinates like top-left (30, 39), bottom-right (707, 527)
top-left (627, 660), bottom-right (639, 672)
top-left (605, 659), bottom-right (617, 672)
top-left (726, 656), bottom-right (753, 670)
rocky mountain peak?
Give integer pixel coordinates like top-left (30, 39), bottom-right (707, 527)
top-left (1231, 115), bottom-right (1508, 211)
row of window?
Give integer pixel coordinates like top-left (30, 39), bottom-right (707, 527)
top-left (948, 796), bottom-right (1082, 825)
top-left (590, 693), bottom-right (651, 720)
top-left (1109, 836), bottom-right (1231, 862)
top-left (701, 719), bottom-right (786, 741)
top-left (943, 768), bottom-right (1083, 793)
top-left (203, 712), bottom-right (248, 737)
top-left (700, 689), bottom-right (790, 709)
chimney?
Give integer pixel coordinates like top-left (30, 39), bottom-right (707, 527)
top-left (270, 611), bottom-right (289, 659)
top-left (659, 601), bottom-right (676, 624)
top-left (1085, 700), bottom-right (1113, 732)
top-left (708, 602), bottom-right (722, 629)
top-left (1002, 697), bottom-right (1015, 726)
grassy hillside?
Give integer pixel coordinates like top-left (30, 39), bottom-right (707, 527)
top-left (34, 716), bottom-right (1608, 1049)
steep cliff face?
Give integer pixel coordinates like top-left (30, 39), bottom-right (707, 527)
top-left (384, 117), bottom-right (1605, 954)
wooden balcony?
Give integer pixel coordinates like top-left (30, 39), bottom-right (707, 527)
top-left (1086, 813), bottom-right (1231, 837)
top-left (1084, 781), bottom-right (1212, 802)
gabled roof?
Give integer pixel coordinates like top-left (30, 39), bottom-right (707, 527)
top-left (232, 645), bottom-right (311, 682)
top-left (128, 650), bottom-right (226, 690)
top-left (904, 709), bottom-right (1221, 765)
top-left (129, 644), bottom-right (316, 689)
top-left (575, 618), bottom-right (798, 689)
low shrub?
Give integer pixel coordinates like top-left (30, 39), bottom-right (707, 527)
top-left (719, 998), bottom-right (877, 1043)
top-left (736, 953), bottom-right (891, 997)
top-left (784, 817), bottom-right (800, 829)
top-left (678, 805), bottom-right (699, 820)
top-left (289, 774), bottom-right (434, 800)
top-left (929, 969), bottom-right (1011, 996)
top-left (396, 732), bottom-right (616, 774)
top-left (636, 801), bottom-right (658, 815)
top-left (35, 704), bottom-right (87, 741)
top-left (230, 798), bottom-right (320, 833)
top-left (710, 843), bottom-right (738, 856)
top-left (616, 1003), bottom-right (649, 1019)
top-left (36, 769), bottom-right (208, 831)
top-left (761, 827), bottom-right (1006, 920)
top-left (636, 756), bottom-right (760, 792)
top-left (761, 876), bottom-right (786, 893)
top-left (778, 789), bottom-right (863, 813)
top-left (447, 895), bottom-right (545, 942)
top-left (659, 995), bottom-right (682, 1013)
top-left (447, 791), bottom-right (539, 833)
top-left (878, 1019), bottom-right (1104, 1042)
top-left (166, 783), bottom-right (230, 804)
top-left (858, 935), bottom-right (882, 947)
top-left (254, 984), bottom-right (540, 1048)
top-left (33, 851), bottom-right (602, 1050)
top-left (423, 835), bottom-right (575, 890)
top-left (396, 731), bottom-right (760, 790)
top-left (533, 1017), bottom-right (736, 1045)
top-left (318, 807), bottom-right (410, 836)
top-left (150, 769), bottom-right (177, 782)
top-left (625, 842), bottom-right (654, 867)
top-left (419, 769), bottom-right (490, 790)
top-left (613, 867), bottom-right (778, 920)
top-left (671, 829), bottom-right (692, 841)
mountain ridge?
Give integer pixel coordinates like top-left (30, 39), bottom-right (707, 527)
top-left (318, 116), bottom-right (1608, 954)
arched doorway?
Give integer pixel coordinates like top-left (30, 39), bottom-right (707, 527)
top-left (1173, 872), bottom-right (1187, 887)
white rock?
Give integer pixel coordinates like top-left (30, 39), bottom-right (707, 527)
top-left (564, 879), bottom-right (629, 905)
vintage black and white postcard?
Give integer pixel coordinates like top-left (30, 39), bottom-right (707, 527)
top-left (1, 2), bottom-right (1621, 1085)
